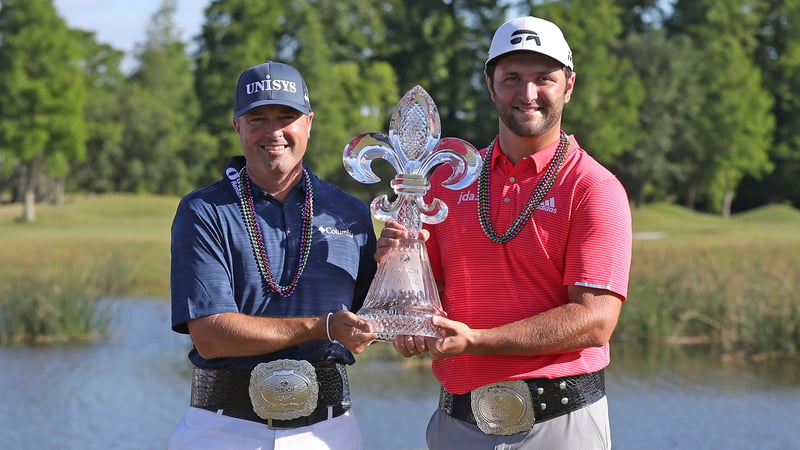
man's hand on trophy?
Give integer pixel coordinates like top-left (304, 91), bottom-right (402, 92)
top-left (392, 316), bottom-right (472, 359)
top-left (326, 310), bottom-right (377, 354)
top-left (375, 220), bottom-right (431, 263)
top-left (392, 334), bottom-right (429, 357)
top-left (423, 315), bottom-right (475, 360)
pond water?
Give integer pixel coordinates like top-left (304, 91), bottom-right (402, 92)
top-left (1, 299), bottom-right (798, 450)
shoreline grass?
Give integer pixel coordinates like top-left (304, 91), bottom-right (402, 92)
top-left (0, 194), bottom-right (173, 344)
top-left (0, 252), bottom-right (134, 344)
top-left (618, 203), bottom-right (800, 359)
top-left (1, 195), bottom-right (799, 356)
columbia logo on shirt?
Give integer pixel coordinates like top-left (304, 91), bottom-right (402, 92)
top-left (318, 226), bottom-right (354, 238)
top-left (537, 197), bottom-right (557, 214)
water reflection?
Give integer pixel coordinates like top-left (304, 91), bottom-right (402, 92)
top-left (0, 299), bottom-right (190, 449)
top-left (349, 353), bottom-right (438, 450)
top-left (607, 343), bottom-right (800, 450)
top-left (0, 299), bottom-right (798, 450)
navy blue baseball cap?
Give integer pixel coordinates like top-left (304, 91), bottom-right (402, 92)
top-left (233, 61), bottom-right (312, 117)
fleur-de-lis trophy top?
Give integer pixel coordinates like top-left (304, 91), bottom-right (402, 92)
top-left (343, 85), bottom-right (481, 341)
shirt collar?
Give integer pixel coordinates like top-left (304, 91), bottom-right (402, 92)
top-left (489, 136), bottom-right (564, 173)
top-left (252, 170), bottom-right (311, 201)
top-left (225, 156), bottom-right (311, 201)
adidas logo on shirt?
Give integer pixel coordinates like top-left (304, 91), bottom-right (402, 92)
top-left (537, 197), bottom-right (557, 214)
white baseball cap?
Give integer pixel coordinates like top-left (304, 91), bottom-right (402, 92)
top-left (486, 16), bottom-right (573, 70)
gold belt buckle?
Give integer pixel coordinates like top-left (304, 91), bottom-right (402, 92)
top-left (470, 380), bottom-right (535, 436)
top-left (248, 359), bottom-right (318, 421)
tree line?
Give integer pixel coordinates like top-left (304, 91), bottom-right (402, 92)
top-left (0, 0), bottom-right (798, 222)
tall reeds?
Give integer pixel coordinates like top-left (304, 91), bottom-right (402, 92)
top-left (618, 240), bottom-right (800, 358)
top-left (0, 253), bottom-right (134, 344)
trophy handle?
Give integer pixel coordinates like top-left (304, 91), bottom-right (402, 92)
top-left (342, 133), bottom-right (404, 184)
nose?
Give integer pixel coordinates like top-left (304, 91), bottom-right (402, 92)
top-left (263, 120), bottom-right (285, 139)
top-left (521, 81), bottom-right (537, 102)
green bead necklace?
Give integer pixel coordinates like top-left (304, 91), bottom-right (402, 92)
top-left (478, 131), bottom-right (569, 243)
top-left (237, 167), bottom-right (314, 297)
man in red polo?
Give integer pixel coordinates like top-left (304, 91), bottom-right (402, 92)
top-left (378, 15), bottom-right (632, 449)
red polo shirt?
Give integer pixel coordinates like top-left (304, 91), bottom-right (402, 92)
top-left (424, 134), bottom-right (632, 394)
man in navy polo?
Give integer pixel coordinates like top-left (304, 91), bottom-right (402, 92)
top-left (168, 61), bottom-right (378, 449)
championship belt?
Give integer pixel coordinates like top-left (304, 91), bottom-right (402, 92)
top-left (248, 359), bottom-right (319, 421)
top-left (470, 380), bottom-right (536, 436)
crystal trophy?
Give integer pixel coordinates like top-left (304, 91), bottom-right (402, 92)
top-left (343, 85), bottom-right (481, 341)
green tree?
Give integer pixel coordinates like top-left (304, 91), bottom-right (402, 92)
top-left (527, 0), bottom-right (645, 166)
top-left (612, 30), bottom-right (703, 207)
top-left (614, 0), bottom-right (670, 33)
top-left (0, 0), bottom-right (86, 221)
top-left (612, 31), bottom-right (704, 208)
top-left (68, 30), bottom-right (127, 194)
top-left (284, 0), bottom-right (398, 193)
top-left (669, 0), bottom-right (774, 216)
top-left (378, 0), bottom-right (512, 148)
top-left (737, 0), bottom-right (800, 209)
top-left (120, 0), bottom-right (214, 195)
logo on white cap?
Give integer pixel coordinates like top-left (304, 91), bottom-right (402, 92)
top-left (510, 29), bottom-right (540, 46)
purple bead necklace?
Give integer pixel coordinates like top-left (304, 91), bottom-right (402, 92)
top-left (237, 167), bottom-right (314, 297)
top-left (478, 131), bottom-right (569, 243)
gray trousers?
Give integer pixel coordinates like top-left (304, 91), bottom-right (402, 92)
top-left (426, 396), bottom-right (610, 450)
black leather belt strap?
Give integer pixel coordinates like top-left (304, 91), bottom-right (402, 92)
top-left (439, 370), bottom-right (605, 428)
top-left (189, 361), bottom-right (351, 429)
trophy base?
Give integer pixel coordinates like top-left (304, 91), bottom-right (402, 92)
top-left (358, 308), bottom-right (442, 342)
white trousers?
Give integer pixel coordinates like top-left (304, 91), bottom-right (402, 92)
top-left (168, 407), bottom-right (363, 450)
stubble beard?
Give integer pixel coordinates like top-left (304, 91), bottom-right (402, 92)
top-left (497, 100), bottom-right (563, 139)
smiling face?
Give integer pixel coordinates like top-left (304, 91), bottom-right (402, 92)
top-left (486, 52), bottom-right (575, 141)
top-left (232, 104), bottom-right (314, 191)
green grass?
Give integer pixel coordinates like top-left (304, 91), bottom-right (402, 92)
top-left (632, 202), bottom-right (800, 245)
top-left (0, 194), bottom-right (178, 298)
top-left (1, 195), bottom-right (799, 355)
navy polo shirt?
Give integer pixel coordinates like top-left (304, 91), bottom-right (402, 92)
top-left (170, 156), bottom-right (377, 370)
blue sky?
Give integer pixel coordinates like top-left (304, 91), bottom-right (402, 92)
top-left (54, 0), bottom-right (207, 68)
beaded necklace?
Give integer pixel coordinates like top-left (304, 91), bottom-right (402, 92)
top-left (235, 167), bottom-right (314, 297)
top-left (478, 131), bottom-right (569, 243)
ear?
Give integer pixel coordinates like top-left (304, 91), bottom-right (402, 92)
top-left (484, 73), bottom-right (496, 102)
top-left (306, 112), bottom-right (314, 138)
top-left (564, 71), bottom-right (576, 104)
top-left (232, 116), bottom-right (241, 133)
